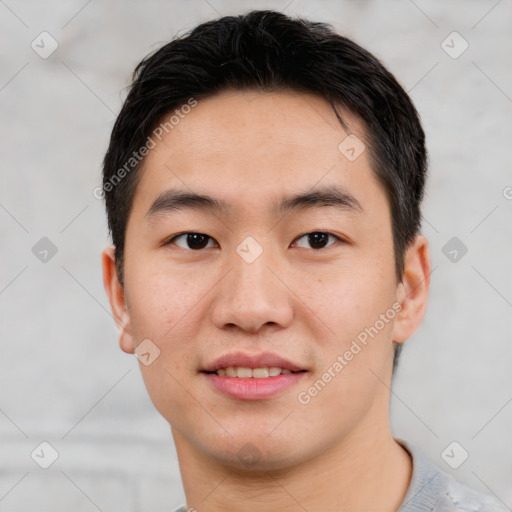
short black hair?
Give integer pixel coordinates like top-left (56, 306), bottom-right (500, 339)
top-left (102, 10), bottom-right (428, 374)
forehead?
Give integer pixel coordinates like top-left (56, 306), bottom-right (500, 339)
top-left (130, 90), bottom-right (385, 221)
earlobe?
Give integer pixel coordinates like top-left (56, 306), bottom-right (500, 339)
top-left (392, 234), bottom-right (431, 344)
top-left (101, 245), bottom-right (135, 354)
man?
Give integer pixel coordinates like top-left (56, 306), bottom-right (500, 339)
top-left (101, 10), bottom-right (506, 511)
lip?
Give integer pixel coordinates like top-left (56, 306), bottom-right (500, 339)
top-left (203, 372), bottom-right (307, 400)
top-left (200, 351), bottom-right (308, 401)
top-left (201, 351), bottom-right (306, 373)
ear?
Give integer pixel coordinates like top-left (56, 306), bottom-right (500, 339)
top-left (101, 245), bottom-right (135, 354)
top-left (392, 234), bottom-right (431, 344)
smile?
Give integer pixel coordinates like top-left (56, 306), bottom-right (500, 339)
top-left (206, 366), bottom-right (305, 378)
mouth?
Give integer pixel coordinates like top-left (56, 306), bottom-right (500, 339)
top-left (203, 367), bottom-right (307, 378)
top-left (200, 351), bottom-right (309, 400)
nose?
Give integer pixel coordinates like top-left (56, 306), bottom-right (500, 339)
top-left (209, 242), bottom-right (294, 334)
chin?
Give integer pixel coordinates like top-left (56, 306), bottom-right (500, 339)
top-left (214, 448), bottom-right (302, 473)
top-left (198, 433), bottom-right (312, 473)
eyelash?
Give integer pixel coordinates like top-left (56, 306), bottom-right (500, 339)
top-left (164, 231), bottom-right (344, 251)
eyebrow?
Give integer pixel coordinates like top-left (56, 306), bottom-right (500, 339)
top-left (145, 184), bottom-right (363, 222)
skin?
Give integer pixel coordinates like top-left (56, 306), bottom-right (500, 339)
top-left (102, 90), bottom-right (431, 512)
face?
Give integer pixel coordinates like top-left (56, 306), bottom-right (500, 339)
top-left (103, 90), bottom-right (429, 472)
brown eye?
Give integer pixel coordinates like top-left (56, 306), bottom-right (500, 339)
top-left (168, 233), bottom-right (216, 250)
top-left (294, 232), bottom-right (340, 250)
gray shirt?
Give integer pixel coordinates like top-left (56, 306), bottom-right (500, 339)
top-left (172, 438), bottom-right (508, 511)
top-left (395, 438), bottom-right (507, 511)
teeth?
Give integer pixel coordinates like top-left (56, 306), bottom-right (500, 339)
top-left (214, 366), bottom-right (296, 378)
top-left (252, 368), bottom-right (269, 378)
top-left (236, 367), bottom-right (252, 378)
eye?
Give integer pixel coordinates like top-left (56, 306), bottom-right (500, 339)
top-left (166, 232), bottom-right (217, 250)
top-left (292, 231), bottom-right (341, 250)
top-left (165, 231), bottom-right (342, 251)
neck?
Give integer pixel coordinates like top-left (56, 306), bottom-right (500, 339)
top-left (173, 414), bottom-right (412, 512)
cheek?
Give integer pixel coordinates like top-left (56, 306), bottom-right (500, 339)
top-left (125, 261), bottom-right (210, 341)
top-left (304, 263), bottom-right (395, 340)
top-left (299, 262), bottom-right (398, 389)
top-left (124, 266), bottom-right (207, 416)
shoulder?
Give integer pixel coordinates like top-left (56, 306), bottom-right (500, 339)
top-left (441, 478), bottom-right (509, 512)
top-left (396, 438), bottom-right (508, 512)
